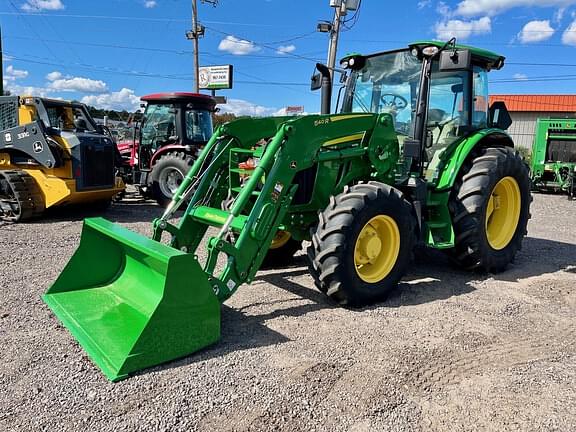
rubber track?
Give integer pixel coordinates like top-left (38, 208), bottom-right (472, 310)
top-left (0, 170), bottom-right (45, 221)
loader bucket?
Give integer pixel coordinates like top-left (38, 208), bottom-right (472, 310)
top-left (43, 217), bottom-right (220, 381)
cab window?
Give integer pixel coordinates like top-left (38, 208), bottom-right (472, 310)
top-left (427, 69), bottom-right (470, 150)
top-left (472, 66), bottom-right (489, 129)
top-left (185, 109), bottom-right (213, 143)
top-left (140, 104), bottom-right (176, 149)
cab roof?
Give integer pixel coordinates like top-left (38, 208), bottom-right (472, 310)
top-left (409, 40), bottom-right (505, 70)
top-left (141, 92), bottom-right (215, 104)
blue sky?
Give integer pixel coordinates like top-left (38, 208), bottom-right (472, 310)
top-left (2, 0), bottom-right (576, 115)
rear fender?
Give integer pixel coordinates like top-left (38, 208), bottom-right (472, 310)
top-left (150, 144), bottom-right (191, 167)
top-left (435, 129), bottom-right (514, 190)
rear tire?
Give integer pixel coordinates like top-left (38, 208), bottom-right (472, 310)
top-left (150, 152), bottom-right (194, 207)
top-left (449, 147), bottom-right (531, 272)
top-left (307, 182), bottom-right (415, 307)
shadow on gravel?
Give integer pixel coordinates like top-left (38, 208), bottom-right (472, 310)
top-left (252, 236), bottom-right (576, 312)
top-left (497, 236), bottom-right (576, 281)
top-left (142, 305), bottom-right (291, 378)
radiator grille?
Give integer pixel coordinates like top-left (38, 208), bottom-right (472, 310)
top-left (0, 97), bottom-right (19, 130)
top-left (80, 140), bottom-right (114, 189)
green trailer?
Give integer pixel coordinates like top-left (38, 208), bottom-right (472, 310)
top-left (531, 118), bottom-right (576, 198)
top-left (44, 40), bottom-right (532, 381)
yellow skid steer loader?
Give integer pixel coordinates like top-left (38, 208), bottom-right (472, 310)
top-left (0, 96), bottom-right (124, 221)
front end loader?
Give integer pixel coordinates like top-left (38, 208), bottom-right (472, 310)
top-left (0, 96), bottom-right (125, 221)
top-left (44, 40), bottom-right (531, 381)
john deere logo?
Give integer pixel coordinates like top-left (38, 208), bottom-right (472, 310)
top-left (33, 141), bottom-right (44, 153)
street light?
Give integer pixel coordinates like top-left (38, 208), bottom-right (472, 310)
top-left (317, 21), bottom-right (332, 33)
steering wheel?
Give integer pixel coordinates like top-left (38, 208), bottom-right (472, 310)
top-left (380, 93), bottom-right (408, 111)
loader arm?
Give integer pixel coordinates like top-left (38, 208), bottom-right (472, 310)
top-left (153, 112), bottom-right (397, 302)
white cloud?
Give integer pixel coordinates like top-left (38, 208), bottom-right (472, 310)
top-left (81, 88), bottom-right (141, 112)
top-left (5, 65), bottom-right (29, 81)
top-left (437, 1), bottom-right (451, 16)
top-left (418, 0), bottom-right (432, 9)
top-left (518, 20), bottom-right (555, 43)
top-left (513, 73), bottom-right (529, 80)
top-left (218, 36), bottom-right (261, 56)
top-left (144, 0), bottom-right (157, 8)
top-left (276, 44), bottom-right (296, 55)
top-left (562, 20), bottom-right (576, 44)
top-left (456, 0), bottom-right (576, 17)
top-left (4, 82), bottom-right (51, 97)
top-left (45, 71), bottom-right (62, 81)
top-left (21, 0), bottom-right (65, 12)
top-left (219, 98), bottom-right (279, 117)
top-left (435, 17), bottom-right (492, 40)
top-left (48, 76), bottom-right (108, 93)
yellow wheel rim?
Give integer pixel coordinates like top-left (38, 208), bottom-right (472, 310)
top-left (270, 230), bottom-right (291, 250)
top-left (354, 215), bottom-right (401, 283)
top-left (485, 176), bottom-right (521, 250)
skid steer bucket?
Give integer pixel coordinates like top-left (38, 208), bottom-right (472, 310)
top-left (43, 217), bottom-right (220, 381)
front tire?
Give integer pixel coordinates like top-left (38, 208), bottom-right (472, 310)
top-left (450, 147), bottom-right (531, 272)
top-left (308, 182), bottom-right (415, 307)
top-left (260, 231), bottom-right (302, 269)
top-left (150, 152), bottom-right (194, 207)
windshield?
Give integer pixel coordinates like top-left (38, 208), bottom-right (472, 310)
top-left (140, 104), bottom-right (176, 149)
top-left (342, 50), bottom-right (422, 135)
top-left (185, 109), bottom-right (212, 142)
top-left (44, 102), bottom-right (96, 132)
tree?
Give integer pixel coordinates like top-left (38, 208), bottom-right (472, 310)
top-left (213, 112), bottom-right (237, 128)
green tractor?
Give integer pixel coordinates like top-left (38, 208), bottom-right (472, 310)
top-left (531, 118), bottom-right (576, 198)
top-left (43, 40), bottom-right (531, 381)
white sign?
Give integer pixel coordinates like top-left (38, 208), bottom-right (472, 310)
top-left (199, 65), bottom-right (233, 90)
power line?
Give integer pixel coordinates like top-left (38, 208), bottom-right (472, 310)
top-left (204, 26), bottom-right (320, 63)
top-left (0, 11), bottom-right (288, 27)
top-left (4, 52), bottom-right (313, 89)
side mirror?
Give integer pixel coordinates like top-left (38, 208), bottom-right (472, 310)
top-left (489, 101), bottom-right (512, 130)
top-left (439, 49), bottom-right (471, 71)
top-left (311, 73), bottom-right (322, 91)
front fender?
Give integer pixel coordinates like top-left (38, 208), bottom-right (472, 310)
top-left (435, 129), bottom-right (514, 191)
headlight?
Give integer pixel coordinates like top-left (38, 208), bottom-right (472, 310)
top-left (422, 46), bottom-right (440, 57)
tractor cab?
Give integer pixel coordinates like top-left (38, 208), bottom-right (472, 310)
top-left (128, 92), bottom-right (216, 205)
top-left (338, 41), bottom-right (510, 176)
top-left (138, 93), bottom-right (215, 171)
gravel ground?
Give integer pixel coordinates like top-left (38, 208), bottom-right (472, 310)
top-left (1, 193), bottom-right (575, 432)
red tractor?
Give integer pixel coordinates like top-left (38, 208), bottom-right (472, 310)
top-left (118, 92), bottom-right (216, 206)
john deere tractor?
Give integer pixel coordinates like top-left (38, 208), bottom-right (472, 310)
top-left (44, 40), bottom-right (531, 381)
top-left (0, 96), bottom-right (124, 221)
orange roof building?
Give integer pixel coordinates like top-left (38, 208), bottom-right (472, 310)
top-left (489, 94), bottom-right (576, 149)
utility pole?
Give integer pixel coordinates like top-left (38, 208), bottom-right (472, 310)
top-left (191, 0), bottom-right (200, 93)
top-left (320, 1), bottom-right (360, 81)
top-left (326, 2), bottom-right (346, 82)
top-left (187, 0), bottom-right (218, 93)
top-left (0, 26), bottom-right (3, 96)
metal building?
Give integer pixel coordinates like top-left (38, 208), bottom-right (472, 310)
top-left (489, 95), bottom-right (576, 149)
